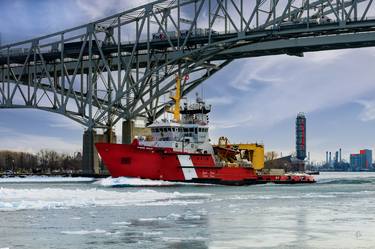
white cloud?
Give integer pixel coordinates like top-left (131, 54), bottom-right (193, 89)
top-left (205, 96), bottom-right (234, 106)
top-left (75, 0), bottom-right (154, 20)
top-left (229, 49), bottom-right (348, 91)
top-left (211, 48), bottom-right (375, 128)
top-left (230, 58), bottom-right (281, 91)
top-left (304, 49), bottom-right (349, 63)
top-left (0, 126), bottom-right (12, 133)
top-left (0, 126), bottom-right (80, 153)
top-left (48, 115), bottom-right (84, 131)
top-left (357, 100), bottom-right (375, 122)
top-left (210, 115), bottom-right (254, 129)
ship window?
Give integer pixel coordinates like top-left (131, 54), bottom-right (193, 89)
top-left (121, 157), bottom-right (131, 164)
top-left (175, 143), bottom-right (178, 148)
top-left (199, 128), bottom-right (202, 132)
top-left (168, 128), bottom-right (171, 131)
top-left (189, 128), bottom-right (194, 132)
top-left (184, 128), bottom-right (188, 132)
top-left (195, 128), bottom-right (198, 134)
top-left (164, 128), bottom-right (168, 132)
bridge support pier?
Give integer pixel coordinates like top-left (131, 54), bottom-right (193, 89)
top-left (82, 129), bottom-right (96, 174)
top-left (122, 120), bottom-right (135, 144)
top-left (82, 128), bottom-right (117, 175)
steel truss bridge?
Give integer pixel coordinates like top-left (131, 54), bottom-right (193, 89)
top-left (1, 0), bottom-right (375, 172)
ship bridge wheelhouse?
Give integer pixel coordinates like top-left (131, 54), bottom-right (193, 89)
top-left (150, 123), bottom-right (209, 143)
top-left (148, 94), bottom-right (211, 144)
top-left (150, 124), bottom-right (181, 142)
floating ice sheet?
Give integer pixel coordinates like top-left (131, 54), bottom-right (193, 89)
top-left (0, 187), bottom-right (210, 211)
top-left (95, 176), bottom-right (212, 187)
top-left (0, 176), bottom-right (95, 183)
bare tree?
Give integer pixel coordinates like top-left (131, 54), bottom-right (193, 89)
top-left (265, 151), bottom-right (279, 161)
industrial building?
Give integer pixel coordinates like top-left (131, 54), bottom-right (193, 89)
top-left (325, 148), bottom-right (343, 166)
top-left (264, 156), bottom-right (305, 172)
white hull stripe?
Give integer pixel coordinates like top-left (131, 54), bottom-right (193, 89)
top-left (177, 155), bottom-right (197, 180)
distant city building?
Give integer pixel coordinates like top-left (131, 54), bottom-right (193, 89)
top-left (350, 154), bottom-right (361, 170)
top-left (296, 113), bottom-right (306, 160)
top-left (350, 149), bottom-right (373, 171)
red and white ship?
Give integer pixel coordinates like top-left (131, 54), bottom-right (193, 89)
top-left (96, 76), bottom-right (315, 185)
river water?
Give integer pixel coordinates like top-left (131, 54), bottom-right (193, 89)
top-left (1, 172), bottom-right (375, 249)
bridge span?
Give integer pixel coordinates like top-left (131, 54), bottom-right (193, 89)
top-left (1, 0), bottom-right (375, 173)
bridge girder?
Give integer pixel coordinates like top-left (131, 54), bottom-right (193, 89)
top-left (1, 0), bottom-right (375, 128)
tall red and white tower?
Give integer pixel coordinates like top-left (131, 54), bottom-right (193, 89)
top-left (296, 113), bottom-right (306, 161)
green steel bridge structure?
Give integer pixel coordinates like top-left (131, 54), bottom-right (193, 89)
top-left (1, 0), bottom-right (375, 172)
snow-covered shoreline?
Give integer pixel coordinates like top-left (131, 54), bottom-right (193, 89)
top-left (0, 176), bottom-right (95, 183)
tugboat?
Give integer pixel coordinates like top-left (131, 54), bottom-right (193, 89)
top-left (96, 75), bottom-right (315, 185)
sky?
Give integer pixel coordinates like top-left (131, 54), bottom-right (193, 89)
top-left (0, 0), bottom-right (375, 163)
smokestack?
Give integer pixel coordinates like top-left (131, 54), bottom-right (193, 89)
top-left (339, 148), bottom-right (342, 163)
top-left (326, 151), bottom-right (328, 164)
top-left (329, 152), bottom-right (332, 163)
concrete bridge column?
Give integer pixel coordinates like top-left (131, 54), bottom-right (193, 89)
top-left (82, 129), bottom-right (96, 174)
top-left (122, 120), bottom-right (135, 144)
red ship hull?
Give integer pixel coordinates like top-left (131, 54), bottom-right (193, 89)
top-left (96, 142), bottom-right (315, 185)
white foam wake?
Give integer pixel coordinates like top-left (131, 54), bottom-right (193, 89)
top-left (95, 177), bottom-right (210, 187)
top-left (0, 176), bottom-right (95, 183)
top-left (0, 187), bottom-right (210, 212)
top-left (96, 177), bottom-right (176, 187)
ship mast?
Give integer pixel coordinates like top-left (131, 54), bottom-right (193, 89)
top-left (168, 74), bottom-right (181, 122)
